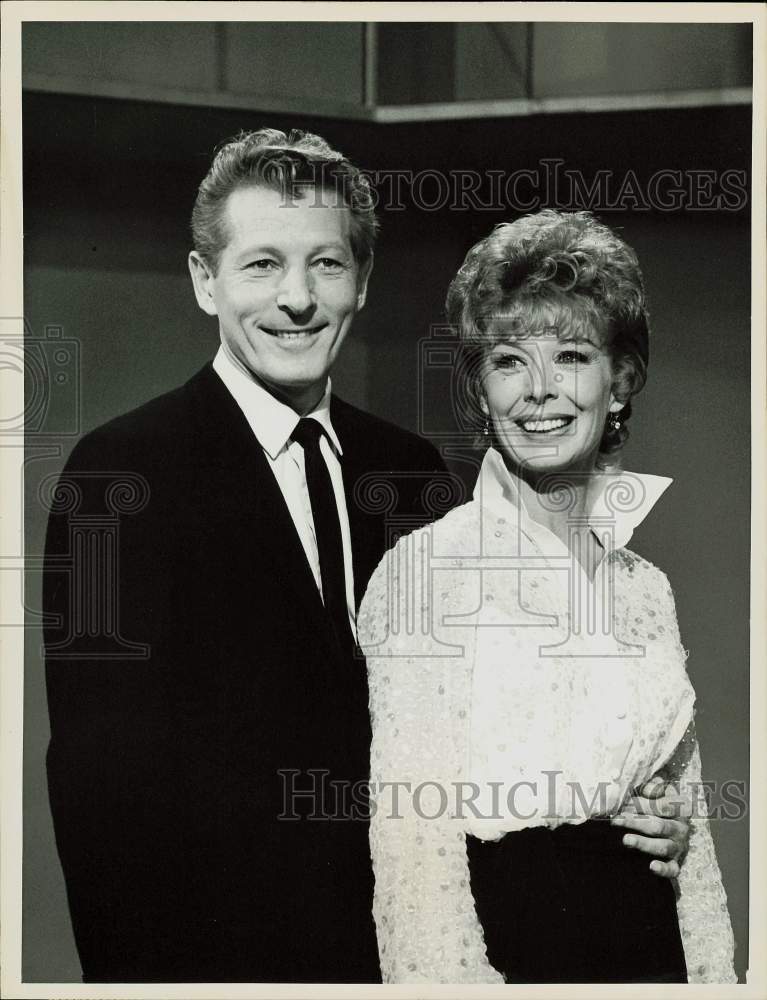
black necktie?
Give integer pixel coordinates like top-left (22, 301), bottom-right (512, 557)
top-left (291, 418), bottom-right (355, 656)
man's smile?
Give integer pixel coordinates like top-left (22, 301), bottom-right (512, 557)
top-left (260, 323), bottom-right (328, 338)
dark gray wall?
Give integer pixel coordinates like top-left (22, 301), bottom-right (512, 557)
top-left (23, 93), bottom-right (750, 982)
top-left (24, 21), bottom-right (751, 108)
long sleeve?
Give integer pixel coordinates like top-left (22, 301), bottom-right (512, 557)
top-left (648, 569), bottom-right (736, 984)
top-left (359, 530), bottom-right (503, 984)
top-left (663, 723), bottom-right (737, 983)
top-left (42, 431), bottom-right (213, 979)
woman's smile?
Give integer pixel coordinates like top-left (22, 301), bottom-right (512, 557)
top-left (514, 414), bottom-right (575, 434)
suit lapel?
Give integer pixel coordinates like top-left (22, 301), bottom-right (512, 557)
top-left (185, 364), bottom-right (329, 631)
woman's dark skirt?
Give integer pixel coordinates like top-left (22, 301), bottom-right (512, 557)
top-left (466, 820), bottom-right (688, 983)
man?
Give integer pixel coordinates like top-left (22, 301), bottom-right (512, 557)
top-left (43, 129), bottom-right (690, 984)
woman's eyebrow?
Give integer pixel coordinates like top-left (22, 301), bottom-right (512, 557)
top-left (557, 335), bottom-right (599, 347)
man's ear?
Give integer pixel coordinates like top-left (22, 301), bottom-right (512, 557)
top-left (188, 251), bottom-right (218, 317)
top-left (356, 253), bottom-right (374, 311)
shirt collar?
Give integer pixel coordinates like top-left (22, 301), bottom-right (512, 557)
top-left (474, 446), bottom-right (672, 551)
top-left (212, 344), bottom-right (342, 459)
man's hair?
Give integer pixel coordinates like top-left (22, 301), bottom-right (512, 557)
top-left (191, 128), bottom-right (378, 273)
top-left (446, 209), bottom-right (650, 459)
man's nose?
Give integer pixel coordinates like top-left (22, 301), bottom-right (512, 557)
top-left (524, 359), bottom-right (559, 404)
top-left (276, 267), bottom-right (315, 315)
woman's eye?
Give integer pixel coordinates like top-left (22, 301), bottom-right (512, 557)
top-left (493, 354), bottom-right (525, 370)
top-left (556, 350), bottom-right (590, 365)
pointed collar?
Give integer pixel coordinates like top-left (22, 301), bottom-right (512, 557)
top-left (474, 446), bottom-right (672, 551)
top-left (212, 344), bottom-right (342, 459)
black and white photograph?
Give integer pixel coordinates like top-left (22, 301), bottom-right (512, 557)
top-left (1, 2), bottom-right (763, 995)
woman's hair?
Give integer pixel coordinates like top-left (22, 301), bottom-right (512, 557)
top-left (191, 128), bottom-right (378, 273)
top-left (446, 209), bottom-right (650, 460)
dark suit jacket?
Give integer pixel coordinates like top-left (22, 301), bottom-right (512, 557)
top-left (43, 363), bottom-right (450, 983)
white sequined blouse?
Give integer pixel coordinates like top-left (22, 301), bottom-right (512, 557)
top-left (357, 448), bottom-right (736, 984)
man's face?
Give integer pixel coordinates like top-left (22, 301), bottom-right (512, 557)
top-left (189, 184), bottom-right (371, 413)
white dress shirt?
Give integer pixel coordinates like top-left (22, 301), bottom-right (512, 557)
top-left (212, 345), bottom-right (356, 637)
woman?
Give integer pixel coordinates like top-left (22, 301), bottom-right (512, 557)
top-left (357, 210), bottom-right (735, 984)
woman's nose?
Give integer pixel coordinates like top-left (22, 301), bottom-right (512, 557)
top-left (524, 357), bottom-right (559, 403)
top-left (276, 267), bottom-right (315, 315)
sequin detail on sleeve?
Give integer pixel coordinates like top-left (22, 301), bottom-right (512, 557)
top-left (359, 516), bottom-right (503, 984)
top-left (664, 726), bottom-right (736, 982)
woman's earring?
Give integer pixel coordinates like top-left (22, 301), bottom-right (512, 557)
top-left (608, 411), bottom-right (622, 432)
top-left (483, 417), bottom-right (491, 437)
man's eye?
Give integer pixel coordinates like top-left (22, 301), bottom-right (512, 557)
top-left (246, 259), bottom-right (278, 272)
top-left (314, 258), bottom-right (346, 272)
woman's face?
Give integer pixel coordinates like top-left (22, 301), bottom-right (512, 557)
top-left (480, 320), bottom-right (623, 480)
